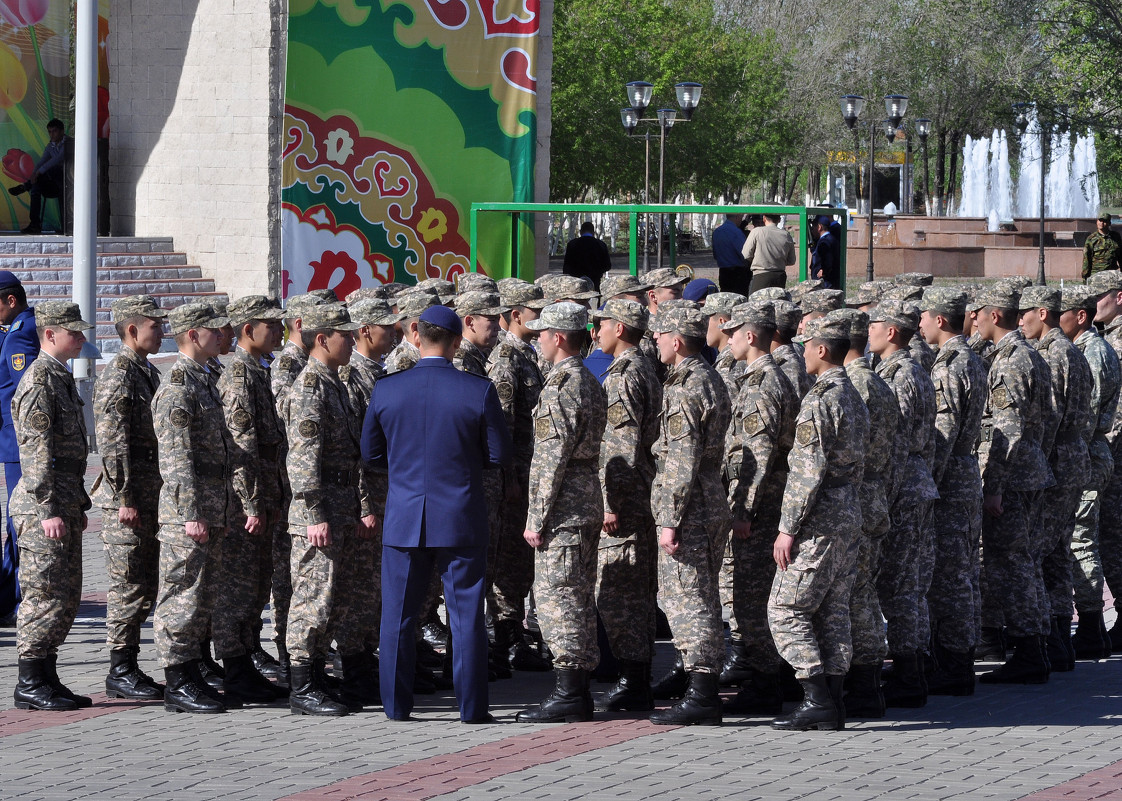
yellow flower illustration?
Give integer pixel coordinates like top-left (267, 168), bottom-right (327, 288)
top-left (0, 41), bottom-right (28, 109)
top-left (418, 207), bottom-right (448, 243)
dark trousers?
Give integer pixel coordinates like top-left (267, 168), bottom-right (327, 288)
top-left (380, 544), bottom-right (488, 721)
top-left (749, 270), bottom-right (787, 295)
top-left (1, 461), bottom-right (22, 617)
top-left (718, 267), bottom-right (752, 296)
top-left (27, 170), bottom-right (62, 228)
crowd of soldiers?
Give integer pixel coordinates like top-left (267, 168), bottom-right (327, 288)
top-left (8, 261), bottom-right (1122, 732)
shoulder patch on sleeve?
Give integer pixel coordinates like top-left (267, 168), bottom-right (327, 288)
top-left (666, 411), bottom-right (687, 439)
top-left (113, 354), bottom-right (130, 371)
top-left (28, 410), bottom-right (50, 432)
top-left (169, 367), bottom-right (185, 385)
top-left (496, 380), bottom-right (514, 402)
top-left (748, 371), bottom-right (765, 387)
top-left (170, 407), bottom-right (191, 429)
top-left (114, 396), bottom-right (131, 416)
top-left (607, 401), bottom-right (631, 428)
top-left (991, 386), bottom-right (1012, 409)
top-left (743, 411), bottom-right (765, 436)
top-left (230, 409), bottom-right (253, 431)
top-left (534, 414), bottom-right (556, 441)
top-left (339, 365), bottom-right (352, 382)
top-left (303, 372), bottom-right (318, 389)
top-left (298, 419), bottom-right (319, 439)
top-left (276, 355), bottom-right (294, 372)
top-left (231, 361), bottom-right (247, 379)
top-left (795, 420), bottom-right (818, 447)
top-left (9, 319), bottom-right (22, 331)
top-left (10, 353), bottom-right (25, 372)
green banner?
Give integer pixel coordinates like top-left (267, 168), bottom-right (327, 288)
top-left (281, 0), bottom-right (539, 298)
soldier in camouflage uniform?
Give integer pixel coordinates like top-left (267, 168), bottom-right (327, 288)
top-left (893, 273), bottom-right (938, 371)
top-left (639, 268), bottom-right (688, 381)
top-left (768, 299), bottom-right (813, 397)
top-left (152, 303), bottom-right (236, 713)
top-left (384, 288), bottom-right (439, 373)
top-left (974, 284), bottom-right (1055, 684)
top-left (283, 303), bottom-right (365, 716)
top-left (91, 296), bottom-right (168, 701)
top-left (719, 302), bottom-right (798, 716)
top-left (1016, 286), bottom-right (1089, 671)
top-left (588, 299), bottom-right (662, 712)
top-left (212, 296), bottom-right (289, 705)
top-left (517, 302), bottom-right (606, 724)
top-left (768, 315), bottom-right (868, 732)
top-left (599, 273), bottom-right (652, 304)
top-left (11, 302), bottom-right (93, 711)
top-left (965, 291), bottom-right (997, 366)
top-left (867, 298), bottom-right (939, 707)
top-left (917, 288), bottom-right (988, 695)
top-left (647, 307), bottom-right (731, 726)
top-left (1059, 285), bottom-right (1121, 660)
top-left (849, 281), bottom-right (892, 312)
top-left (1082, 212), bottom-right (1121, 280)
top-left (795, 289), bottom-right (844, 333)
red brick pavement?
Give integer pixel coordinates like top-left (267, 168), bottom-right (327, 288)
top-left (1018, 760), bottom-right (1122, 800)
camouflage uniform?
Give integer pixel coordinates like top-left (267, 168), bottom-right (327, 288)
top-left (967, 332), bottom-right (996, 366)
top-left (384, 339), bottom-right (421, 374)
top-left (772, 343), bottom-right (813, 398)
top-left (712, 344), bottom-right (746, 396)
top-left (1101, 313), bottom-right (1122, 610)
top-left (909, 333), bottom-right (936, 373)
top-left (1082, 228), bottom-right (1120, 279)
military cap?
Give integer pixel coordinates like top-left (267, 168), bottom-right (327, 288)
top-left (455, 291), bottom-right (509, 317)
top-left (894, 272), bottom-right (935, 287)
top-left (111, 294), bottom-right (168, 323)
top-left (641, 267), bottom-right (689, 289)
top-left (683, 278), bottom-right (718, 302)
top-left (456, 272), bottom-right (498, 295)
top-left (771, 299), bottom-right (803, 332)
top-left (345, 287), bottom-right (388, 303)
top-left (795, 314), bottom-right (851, 343)
top-left (600, 273), bottom-right (652, 300)
top-left (848, 280), bottom-right (892, 307)
top-left (789, 278), bottom-right (825, 304)
top-left (919, 286), bottom-right (968, 318)
top-left (882, 284), bottom-right (924, 303)
top-left (800, 289), bottom-right (845, 314)
top-left (169, 302), bottom-right (229, 335)
top-left (828, 307), bottom-right (870, 339)
top-left (974, 282), bottom-right (1021, 311)
top-left (497, 279), bottom-right (550, 309)
top-left (1017, 285), bottom-right (1061, 313)
top-left (0, 270), bottom-right (21, 291)
top-left (963, 284), bottom-right (987, 313)
top-left (417, 277), bottom-right (456, 301)
top-left (283, 293), bottom-right (332, 319)
top-left (419, 305), bottom-right (461, 333)
top-left (1088, 270), bottom-right (1122, 293)
top-left (869, 298), bottom-right (920, 331)
top-left (395, 288), bottom-right (440, 318)
top-left (650, 307), bottom-right (709, 338)
top-left (1099, 212), bottom-right (1113, 223)
top-left (592, 299), bottom-right (649, 331)
top-left (720, 301), bottom-right (775, 331)
top-left (383, 282), bottom-right (410, 297)
top-left (301, 302), bottom-right (360, 331)
top-left (1059, 285), bottom-right (1100, 313)
top-left (657, 298), bottom-right (700, 312)
top-left (35, 300), bottom-right (93, 331)
top-left (307, 288), bottom-right (339, 302)
top-left (750, 286), bottom-right (790, 302)
top-left (1005, 276), bottom-right (1035, 292)
top-left (348, 298), bottom-right (403, 326)
top-left (701, 292), bottom-right (747, 317)
top-left (542, 274), bottom-right (598, 301)
top-left (525, 301), bottom-right (590, 332)
top-left (227, 295), bottom-right (284, 327)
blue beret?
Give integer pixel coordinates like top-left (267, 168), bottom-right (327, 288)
top-left (0, 271), bottom-right (22, 290)
top-left (682, 278), bottom-right (718, 302)
top-left (419, 304), bottom-right (462, 333)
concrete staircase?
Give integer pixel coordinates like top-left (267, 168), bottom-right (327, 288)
top-left (0, 235), bottom-right (228, 353)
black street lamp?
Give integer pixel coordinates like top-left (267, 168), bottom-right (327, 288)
top-left (1014, 102), bottom-right (1047, 286)
top-left (915, 118), bottom-right (932, 215)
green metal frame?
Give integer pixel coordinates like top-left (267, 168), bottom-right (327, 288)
top-left (469, 202), bottom-right (846, 287)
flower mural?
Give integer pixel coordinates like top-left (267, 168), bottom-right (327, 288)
top-left (1, 147), bottom-right (32, 183)
top-left (0, 0), bottom-right (48, 28)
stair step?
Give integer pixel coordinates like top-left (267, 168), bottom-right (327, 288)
top-left (3, 266), bottom-right (204, 282)
top-left (28, 279), bottom-right (218, 296)
top-left (0, 236), bottom-right (174, 255)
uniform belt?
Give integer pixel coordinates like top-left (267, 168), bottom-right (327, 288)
top-left (196, 463), bottom-right (228, 480)
top-left (321, 467), bottom-right (356, 485)
top-left (52, 457), bottom-right (85, 475)
top-left (258, 444), bottom-right (279, 461)
top-left (129, 445), bottom-right (157, 462)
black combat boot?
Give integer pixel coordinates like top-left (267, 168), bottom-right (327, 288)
top-left (43, 654), bottom-right (92, 708)
top-left (771, 674), bottom-right (840, 731)
top-left (289, 663), bottom-right (349, 716)
top-left (1072, 611), bottom-right (1111, 660)
top-left (196, 642), bottom-right (225, 694)
top-left (826, 674), bottom-right (846, 729)
top-left (224, 653), bottom-right (286, 705)
top-left (106, 647), bottom-right (164, 700)
top-left (163, 662), bottom-right (225, 713)
top-left (416, 638), bottom-right (444, 669)
top-left (509, 620), bottom-right (552, 671)
top-left (842, 662), bottom-right (885, 718)
top-left (516, 668), bottom-right (593, 723)
top-left (1098, 614), bottom-right (1113, 658)
top-left (650, 651), bottom-right (689, 700)
top-left (200, 638), bottom-right (225, 677)
top-left (595, 659), bottom-right (653, 712)
top-left (976, 626), bottom-right (1007, 662)
top-left (1046, 616), bottom-right (1074, 672)
top-left (927, 645), bottom-right (976, 696)
top-left (718, 637), bottom-right (752, 687)
top-left (883, 651), bottom-right (926, 708)
top-left (251, 642), bottom-right (286, 683)
top-left (339, 652), bottom-right (381, 708)
top-left (275, 640), bottom-right (291, 688)
top-left (489, 621), bottom-right (514, 680)
top-left (724, 668), bottom-right (783, 716)
top-left (650, 670), bottom-right (722, 726)
top-left (1109, 619), bottom-right (1122, 653)
top-left (14, 658), bottom-right (78, 711)
top-left (980, 635), bottom-right (1049, 684)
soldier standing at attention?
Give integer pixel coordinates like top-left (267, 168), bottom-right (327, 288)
top-left (768, 315), bottom-right (868, 732)
top-left (152, 303), bottom-right (235, 714)
top-left (647, 307), bottom-right (731, 726)
top-left (384, 289), bottom-right (439, 374)
top-left (212, 296), bottom-right (289, 705)
top-left (590, 299), bottom-right (662, 712)
top-left (91, 295), bottom-right (168, 701)
top-left (10, 302), bottom-right (93, 711)
top-left (702, 292), bottom-right (747, 395)
top-left (517, 302), bottom-right (606, 723)
top-left (283, 303), bottom-right (366, 716)
top-left (769, 300), bottom-right (813, 398)
top-left (1083, 212), bottom-right (1121, 281)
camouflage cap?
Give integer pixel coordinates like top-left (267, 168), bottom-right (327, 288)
top-left (750, 286), bottom-right (790, 302)
top-left (919, 286), bottom-right (968, 318)
top-left (307, 288), bottom-right (339, 302)
top-left (1099, 212), bottom-right (1112, 223)
top-left (975, 282), bottom-right (1021, 311)
top-left (344, 287), bottom-right (388, 303)
top-left (720, 301), bottom-right (775, 332)
top-left (542, 274), bottom-right (598, 301)
top-left (227, 295), bottom-right (284, 327)
top-left (1059, 285), bottom-right (1100, 313)
top-left (497, 278), bottom-right (550, 309)
top-left (789, 278), bottom-right (825, 304)
top-left (525, 301), bottom-right (590, 331)
top-left (169, 302), bottom-right (230, 335)
top-left (1017, 285), bottom-right (1061, 313)
top-left (849, 280), bottom-right (893, 307)
top-left (828, 307), bottom-right (870, 339)
top-left (701, 292), bottom-right (747, 317)
top-left (641, 267), bottom-right (689, 289)
top-left (869, 298), bottom-right (920, 331)
top-left (383, 282), bottom-right (410, 297)
top-left (111, 294), bottom-right (168, 323)
top-left (417, 277), bottom-right (456, 301)
top-left (1088, 270), bottom-right (1122, 293)
top-left (35, 300), bottom-right (94, 331)
top-left (894, 272), bottom-right (935, 287)
top-left (770, 299), bottom-right (803, 332)
top-left (284, 292), bottom-right (332, 320)
top-left (656, 298), bottom-right (700, 313)
top-left (456, 272), bottom-right (498, 295)
top-left (348, 298), bottom-right (403, 326)
top-left (963, 284), bottom-right (988, 313)
top-left (800, 289), bottom-right (845, 314)
top-left (649, 306), bottom-right (708, 338)
top-left (882, 284), bottom-right (924, 303)
top-left (592, 298), bottom-right (649, 331)
top-left (795, 314), bottom-right (851, 343)
top-left (600, 273), bottom-right (653, 300)
top-left (394, 288), bottom-right (440, 318)
top-left (1005, 276), bottom-right (1035, 292)
top-left (301, 302), bottom-right (360, 331)
top-left (455, 290), bottom-right (509, 317)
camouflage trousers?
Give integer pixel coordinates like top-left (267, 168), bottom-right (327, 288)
top-left (928, 496), bottom-right (982, 653)
top-left (718, 534), bottom-right (737, 638)
top-left (533, 523), bottom-right (600, 671)
top-left (15, 513), bottom-right (83, 659)
top-left (1036, 482), bottom-right (1082, 619)
top-left (1099, 465), bottom-right (1122, 606)
top-left (768, 528), bottom-right (854, 680)
top-left (100, 509), bottom-right (160, 651)
top-left (850, 531), bottom-right (887, 665)
top-left (153, 525), bottom-right (225, 669)
top-left (212, 521), bottom-right (273, 660)
top-left (492, 474), bottom-right (534, 626)
top-left (980, 489), bottom-right (1046, 638)
top-left (270, 523), bottom-right (292, 650)
top-left (731, 527), bottom-right (783, 673)
top-left (483, 472), bottom-right (504, 614)
top-left (287, 525), bottom-right (360, 665)
top-left (337, 526), bottom-right (381, 654)
top-left (875, 498), bottom-right (933, 654)
top-left (1070, 489), bottom-right (1107, 614)
top-left (595, 518), bottom-right (658, 663)
top-left (659, 519), bottom-right (726, 674)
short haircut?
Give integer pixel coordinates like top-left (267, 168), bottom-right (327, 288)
top-left (942, 313), bottom-right (966, 332)
top-left (894, 326), bottom-right (917, 343)
top-left (237, 319), bottom-right (269, 343)
top-left (775, 325), bottom-right (797, 343)
top-left (580, 221), bottom-right (595, 234)
top-left (0, 285), bottom-right (27, 307)
top-left (764, 213), bottom-right (781, 224)
top-left (813, 337), bottom-right (848, 363)
top-left (301, 328), bottom-right (329, 350)
top-left (991, 307), bottom-right (1018, 329)
top-left (677, 333), bottom-right (706, 353)
top-left (618, 322), bottom-right (643, 345)
top-left (174, 331), bottom-right (192, 347)
top-left (417, 319), bottom-right (458, 348)
top-left (114, 315), bottom-right (147, 341)
top-left (849, 333), bottom-right (868, 353)
top-left (46, 118), bottom-right (63, 131)
top-left (743, 321), bottom-right (776, 344)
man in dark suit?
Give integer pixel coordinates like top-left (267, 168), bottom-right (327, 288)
top-left (563, 222), bottom-right (612, 291)
top-left (361, 304), bottom-right (512, 722)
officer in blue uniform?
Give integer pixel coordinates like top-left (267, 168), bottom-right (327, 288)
top-left (0, 271), bottom-right (37, 622)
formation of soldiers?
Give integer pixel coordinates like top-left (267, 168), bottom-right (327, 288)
top-left (8, 264), bottom-right (1122, 732)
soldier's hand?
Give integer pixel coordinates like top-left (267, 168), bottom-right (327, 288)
top-left (773, 532), bottom-right (794, 570)
top-left (185, 521), bottom-right (209, 543)
top-left (659, 527), bottom-right (680, 556)
top-left (732, 520), bottom-right (752, 540)
top-left (41, 516), bottom-right (66, 540)
top-left (245, 515), bottom-right (264, 535)
top-left (602, 512), bottom-right (620, 535)
top-left (523, 529), bottom-right (543, 548)
top-left (359, 514), bottom-right (378, 539)
top-left (118, 506), bottom-right (140, 528)
top-left (983, 494), bottom-right (1004, 518)
top-left (308, 522), bottom-right (331, 547)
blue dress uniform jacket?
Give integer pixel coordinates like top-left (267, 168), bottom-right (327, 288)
top-left (0, 306), bottom-right (37, 617)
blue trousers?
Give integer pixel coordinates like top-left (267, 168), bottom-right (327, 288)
top-left (0, 461), bottom-right (22, 617)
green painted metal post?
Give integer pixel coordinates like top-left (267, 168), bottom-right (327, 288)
top-left (629, 212), bottom-right (638, 276)
top-left (798, 213), bottom-right (809, 282)
top-left (510, 212), bottom-right (520, 279)
top-left (669, 213), bottom-right (677, 268)
top-left (469, 206), bottom-right (478, 273)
